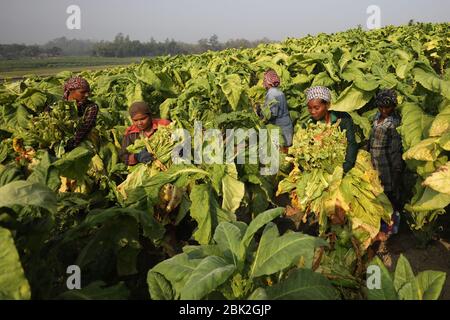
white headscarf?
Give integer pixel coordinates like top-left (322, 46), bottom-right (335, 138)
top-left (305, 86), bottom-right (331, 103)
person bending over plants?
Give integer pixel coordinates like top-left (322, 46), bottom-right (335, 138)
top-left (255, 69), bottom-right (294, 153)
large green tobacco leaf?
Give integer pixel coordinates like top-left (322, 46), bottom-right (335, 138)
top-left (151, 254), bottom-right (203, 297)
top-left (406, 184), bottom-right (450, 212)
top-left (366, 257), bottom-right (398, 300)
top-left (134, 64), bottom-right (162, 88)
top-left (440, 133), bottom-right (450, 151)
top-left (265, 269), bottom-right (339, 300)
top-left (239, 207), bottom-right (284, 254)
top-left (125, 81), bottom-right (143, 105)
top-left (353, 74), bottom-right (379, 91)
top-left (213, 222), bottom-right (244, 268)
top-left (394, 254), bottom-right (419, 300)
top-left (416, 271), bottom-right (446, 300)
top-left (311, 72), bottom-right (335, 87)
top-left (422, 162), bottom-right (450, 195)
top-left (397, 103), bottom-right (434, 150)
top-left (250, 223), bottom-right (327, 278)
top-left (26, 150), bottom-right (61, 191)
top-left (0, 164), bottom-right (25, 187)
top-left (17, 88), bottom-right (47, 112)
top-left (413, 67), bottom-right (450, 100)
top-left (389, 254), bottom-right (446, 300)
top-left (0, 227), bottom-right (31, 300)
top-left (221, 174), bottom-right (245, 214)
top-left (190, 183), bottom-right (235, 245)
top-left (180, 256), bottom-right (236, 300)
top-left (0, 180), bottom-right (57, 213)
top-left (117, 164), bottom-right (151, 199)
top-left (393, 49), bottom-right (414, 79)
top-left (147, 271), bottom-right (174, 300)
top-left (53, 145), bottom-right (94, 180)
top-left (330, 84), bottom-right (373, 112)
top-left (402, 137), bottom-right (441, 162)
top-left (58, 281), bottom-right (129, 300)
top-left (0, 104), bottom-right (31, 133)
top-left (219, 74), bottom-right (244, 111)
top-left (429, 104), bottom-right (450, 137)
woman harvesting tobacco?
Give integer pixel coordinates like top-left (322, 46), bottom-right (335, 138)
top-left (305, 86), bottom-right (358, 174)
top-left (255, 69), bottom-right (294, 153)
top-left (60, 76), bottom-right (99, 151)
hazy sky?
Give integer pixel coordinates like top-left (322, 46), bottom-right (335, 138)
top-left (0, 0), bottom-right (448, 44)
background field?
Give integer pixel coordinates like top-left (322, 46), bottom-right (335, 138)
top-left (0, 56), bottom-right (143, 79)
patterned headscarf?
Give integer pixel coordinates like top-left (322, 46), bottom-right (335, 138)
top-left (305, 86), bottom-right (332, 103)
top-left (263, 70), bottom-right (280, 88)
top-left (374, 89), bottom-right (397, 108)
top-left (63, 76), bottom-right (91, 101)
top-left (129, 101), bottom-right (151, 118)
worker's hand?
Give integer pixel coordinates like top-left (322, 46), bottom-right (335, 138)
top-left (135, 149), bottom-right (153, 164)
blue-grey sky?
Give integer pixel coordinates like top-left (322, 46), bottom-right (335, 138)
top-left (0, 0), bottom-right (448, 44)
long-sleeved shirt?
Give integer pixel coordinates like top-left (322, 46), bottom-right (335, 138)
top-left (262, 87), bottom-right (294, 147)
top-left (310, 111), bottom-right (358, 173)
top-left (73, 102), bottom-right (99, 146)
top-left (368, 111), bottom-right (403, 192)
top-left (45, 101), bottom-right (98, 148)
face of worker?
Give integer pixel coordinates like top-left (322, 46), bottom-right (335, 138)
top-left (378, 105), bottom-right (395, 118)
top-left (68, 88), bottom-right (90, 104)
top-left (132, 113), bottom-right (152, 131)
top-left (307, 99), bottom-right (329, 121)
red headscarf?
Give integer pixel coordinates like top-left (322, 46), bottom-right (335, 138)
top-left (63, 76), bottom-right (91, 101)
top-left (263, 69), bottom-right (280, 88)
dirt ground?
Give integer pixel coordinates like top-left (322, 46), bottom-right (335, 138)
top-left (384, 214), bottom-right (450, 300)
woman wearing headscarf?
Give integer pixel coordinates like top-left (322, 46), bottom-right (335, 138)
top-left (120, 101), bottom-right (171, 166)
top-left (256, 69), bottom-right (294, 152)
top-left (62, 76), bottom-right (99, 151)
top-left (305, 86), bottom-right (358, 173)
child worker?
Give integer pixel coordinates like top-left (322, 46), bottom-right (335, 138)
top-left (120, 101), bottom-right (171, 166)
top-left (368, 89), bottom-right (403, 237)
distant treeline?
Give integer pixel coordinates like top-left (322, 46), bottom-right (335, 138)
top-left (0, 44), bottom-right (63, 59)
top-left (0, 34), bottom-right (273, 59)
